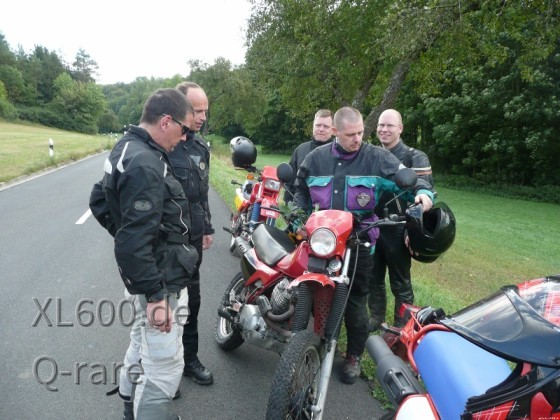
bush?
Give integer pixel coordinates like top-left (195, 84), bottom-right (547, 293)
top-left (16, 105), bottom-right (73, 129)
top-left (0, 97), bottom-right (18, 120)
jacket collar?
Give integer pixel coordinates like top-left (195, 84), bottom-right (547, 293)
top-left (331, 138), bottom-right (359, 160)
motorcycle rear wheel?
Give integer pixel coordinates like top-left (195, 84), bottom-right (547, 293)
top-left (265, 329), bottom-right (321, 420)
top-left (215, 273), bottom-right (245, 351)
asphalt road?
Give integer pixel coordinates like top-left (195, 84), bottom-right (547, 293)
top-left (0, 152), bottom-right (386, 419)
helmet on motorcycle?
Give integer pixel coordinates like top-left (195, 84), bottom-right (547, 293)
top-left (406, 202), bottom-right (456, 263)
top-left (230, 136), bottom-right (257, 168)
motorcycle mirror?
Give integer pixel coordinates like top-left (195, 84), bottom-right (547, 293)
top-left (394, 167), bottom-right (417, 189)
top-left (276, 163), bottom-right (294, 183)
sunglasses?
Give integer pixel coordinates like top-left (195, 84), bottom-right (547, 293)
top-left (162, 114), bottom-right (189, 136)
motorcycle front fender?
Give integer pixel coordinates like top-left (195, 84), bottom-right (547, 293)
top-left (396, 395), bottom-right (438, 420)
top-left (289, 273), bottom-right (335, 289)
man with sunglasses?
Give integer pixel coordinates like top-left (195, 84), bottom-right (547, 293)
top-left (98, 88), bottom-right (197, 419)
top-left (168, 82), bottom-right (215, 386)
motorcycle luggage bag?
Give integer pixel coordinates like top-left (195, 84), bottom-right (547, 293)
top-left (414, 330), bottom-right (511, 420)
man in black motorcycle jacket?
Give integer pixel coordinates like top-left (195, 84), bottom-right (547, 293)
top-left (283, 109), bottom-right (335, 204)
top-left (293, 107), bottom-right (434, 385)
top-left (368, 109), bottom-right (434, 331)
top-left (168, 82), bottom-right (215, 386)
top-left (101, 88), bottom-right (198, 419)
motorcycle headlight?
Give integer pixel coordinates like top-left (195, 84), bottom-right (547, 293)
top-left (309, 228), bottom-right (336, 256)
top-left (264, 178), bottom-right (281, 192)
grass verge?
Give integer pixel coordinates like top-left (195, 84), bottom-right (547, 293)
top-left (0, 120), bottom-right (116, 184)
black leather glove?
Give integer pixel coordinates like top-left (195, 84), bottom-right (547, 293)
top-left (416, 306), bottom-right (445, 325)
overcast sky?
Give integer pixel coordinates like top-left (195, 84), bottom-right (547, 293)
top-left (0, 0), bottom-right (252, 84)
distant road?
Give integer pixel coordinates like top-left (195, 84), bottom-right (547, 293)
top-left (0, 152), bottom-right (386, 419)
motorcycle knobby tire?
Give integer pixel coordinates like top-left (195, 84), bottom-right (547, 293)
top-left (215, 273), bottom-right (245, 351)
top-left (265, 329), bottom-right (322, 420)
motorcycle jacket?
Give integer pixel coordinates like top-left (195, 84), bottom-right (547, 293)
top-left (294, 140), bottom-right (434, 244)
top-left (168, 132), bottom-right (214, 241)
top-left (102, 125), bottom-right (198, 302)
top-left (374, 139), bottom-right (433, 217)
top-left (284, 137), bottom-right (334, 202)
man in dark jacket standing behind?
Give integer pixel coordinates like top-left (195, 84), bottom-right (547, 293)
top-left (368, 109), bottom-right (434, 331)
top-left (283, 109), bottom-right (334, 203)
top-left (168, 82), bottom-right (215, 386)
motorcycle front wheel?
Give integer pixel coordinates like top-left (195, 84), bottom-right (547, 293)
top-left (265, 329), bottom-right (321, 420)
top-left (215, 272), bottom-right (245, 351)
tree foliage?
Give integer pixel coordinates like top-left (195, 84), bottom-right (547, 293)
top-left (0, 1), bottom-right (558, 192)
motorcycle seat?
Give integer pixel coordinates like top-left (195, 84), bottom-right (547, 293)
top-left (252, 223), bottom-right (296, 267)
top-left (414, 330), bottom-right (512, 420)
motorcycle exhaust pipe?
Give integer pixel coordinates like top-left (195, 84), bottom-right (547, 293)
top-left (218, 308), bottom-right (235, 323)
top-left (366, 335), bottom-right (425, 408)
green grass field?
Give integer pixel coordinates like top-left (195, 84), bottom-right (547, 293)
top-left (0, 121), bottom-right (115, 184)
top-left (3, 121), bottom-right (559, 406)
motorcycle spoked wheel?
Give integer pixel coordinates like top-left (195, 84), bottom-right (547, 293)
top-left (265, 329), bottom-right (322, 420)
top-left (215, 272), bottom-right (245, 351)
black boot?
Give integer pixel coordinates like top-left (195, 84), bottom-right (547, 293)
top-left (183, 358), bottom-right (213, 385)
top-left (123, 400), bottom-right (133, 420)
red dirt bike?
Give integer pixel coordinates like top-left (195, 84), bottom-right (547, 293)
top-left (366, 275), bottom-right (560, 419)
top-left (225, 162), bottom-right (294, 256)
top-left (215, 168), bottom-right (419, 419)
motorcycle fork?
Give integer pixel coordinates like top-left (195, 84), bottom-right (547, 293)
top-left (310, 250), bottom-right (353, 419)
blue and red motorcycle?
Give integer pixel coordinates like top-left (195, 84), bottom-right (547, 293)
top-left (367, 275), bottom-right (560, 419)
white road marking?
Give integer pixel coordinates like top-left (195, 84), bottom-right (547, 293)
top-left (76, 209), bottom-right (92, 224)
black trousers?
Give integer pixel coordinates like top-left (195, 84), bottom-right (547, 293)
top-left (368, 225), bottom-right (413, 323)
top-left (344, 246), bottom-right (374, 357)
top-left (182, 235), bottom-right (203, 362)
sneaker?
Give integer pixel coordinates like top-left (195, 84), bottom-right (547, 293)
top-left (183, 359), bottom-right (214, 385)
top-left (368, 316), bottom-right (383, 332)
top-left (341, 354), bottom-right (361, 384)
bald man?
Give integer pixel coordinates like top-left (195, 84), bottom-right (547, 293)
top-left (368, 109), bottom-right (434, 330)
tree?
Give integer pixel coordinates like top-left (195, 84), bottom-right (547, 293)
top-left (0, 80), bottom-right (18, 119)
top-left (0, 33), bottom-right (16, 67)
top-left (50, 73), bottom-right (106, 133)
top-left (187, 58), bottom-right (267, 140)
top-left (0, 65), bottom-right (26, 103)
top-left (16, 45), bottom-right (66, 104)
top-left (71, 48), bottom-right (98, 83)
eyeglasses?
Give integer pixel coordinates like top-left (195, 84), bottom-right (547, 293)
top-left (162, 114), bottom-right (189, 136)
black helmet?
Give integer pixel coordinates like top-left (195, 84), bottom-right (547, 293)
top-left (406, 202), bottom-right (456, 263)
top-left (230, 136), bottom-right (257, 168)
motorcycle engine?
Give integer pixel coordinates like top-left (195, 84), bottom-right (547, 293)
top-left (238, 304), bottom-right (286, 353)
